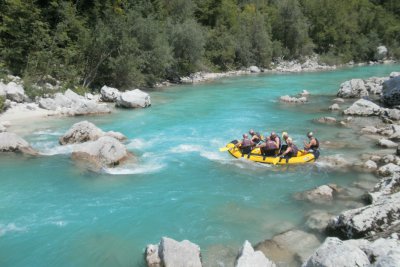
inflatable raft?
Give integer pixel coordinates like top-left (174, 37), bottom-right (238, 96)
top-left (222, 140), bottom-right (316, 165)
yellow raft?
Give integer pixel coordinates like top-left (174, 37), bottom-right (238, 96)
top-left (223, 141), bottom-right (316, 165)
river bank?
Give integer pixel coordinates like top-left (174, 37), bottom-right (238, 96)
top-left (0, 64), bottom-right (400, 267)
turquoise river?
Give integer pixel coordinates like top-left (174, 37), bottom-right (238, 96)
top-left (1, 64), bottom-right (399, 266)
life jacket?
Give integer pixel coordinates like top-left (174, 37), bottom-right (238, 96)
top-left (242, 138), bottom-right (252, 148)
top-left (289, 144), bottom-right (299, 157)
top-left (265, 140), bottom-right (278, 150)
top-left (310, 137), bottom-right (319, 150)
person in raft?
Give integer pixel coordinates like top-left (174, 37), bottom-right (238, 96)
top-left (280, 132), bottom-right (289, 152)
top-left (249, 129), bottom-right (262, 144)
top-left (280, 137), bottom-right (299, 160)
top-left (270, 132), bottom-right (281, 151)
top-left (304, 131), bottom-right (320, 159)
top-left (236, 133), bottom-right (254, 154)
top-left (256, 136), bottom-right (278, 156)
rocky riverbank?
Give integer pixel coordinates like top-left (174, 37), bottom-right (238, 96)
top-left (142, 71), bottom-right (400, 267)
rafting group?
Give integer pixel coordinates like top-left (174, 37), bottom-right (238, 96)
top-left (220, 130), bottom-right (320, 165)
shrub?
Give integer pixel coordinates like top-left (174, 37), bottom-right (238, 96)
top-left (0, 95), bottom-right (6, 112)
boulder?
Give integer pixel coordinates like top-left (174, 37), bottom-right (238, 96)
top-left (378, 139), bottom-right (398, 148)
top-left (314, 116), bottom-right (337, 124)
top-left (100, 85), bottom-right (120, 102)
top-left (380, 154), bottom-right (400, 165)
top-left (377, 163), bottom-right (400, 177)
top-left (337, 79), bottom-right (368, 98)
top-left (145, 237), bottom-right (202, 267)
top-left (364, 77), bottom-right (387, 95)
top-left (361, 126), bottom-right (379, 134)
top-left (0, 132), bottom-right (38, 155)
top-left (295, 184), bottom-right (337, 204)
top-left (302, 237), bottom-right (370, 267)
top-left (235, 240), bottom-right (276, 267)
top-left (59, 121), bottom-right (127, 145)
top-left (363, 160), bottom-right (378, 171)
top-left (255, 229), bottom-right (321, 265)
top-left (382, 108), bottom-right (400, 121)
top-left (368, 173), bottom-right (400, 203)
top-left (326, 191), bottom-right (400, 239)
top-left (39, 89), bottom-right (110, 116)
top-left (329, 103), bottom-right (340, 111)
top-left (116, 89), bottom-right (151, 108)
top-left (71, 136), bottom-right (129, 168)
top-left (249, 66), bottom-right (261, 73)
top-left (390, 72), bottom-right (400, 78)
top-left (343, 99), bottom-right (382, 116)
top-left (382, 76), bottom-right (400, 107)
top-left (4, 82), bottom-right (27, 103)
top-left (279, 95), bottom-right (307, 104)
top-left (305, 210), bottom-right (333, 233)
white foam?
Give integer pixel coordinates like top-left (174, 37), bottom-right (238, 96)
top-left (103, 161), bottom-right (166, 175)
top-left (33, 129), bottom-right (63, 136)
top-left (169, 144), bottom-right (203, 153)
top-left (38, 143), bottom-right (76, 156)
top-left (127, 138), bottom-right (152, 150)
top-left (0, 223), bottom-right (27, 236)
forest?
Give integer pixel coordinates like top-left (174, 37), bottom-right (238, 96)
top-left (0, 0), bottom-right (399, 91)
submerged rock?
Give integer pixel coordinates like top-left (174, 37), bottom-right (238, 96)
top-left (279, 95), bottom-right (307, 103)
top-left (59, 121), bottom-right (126, 145)
top-left (363, 160), bottom-right (378, 171)
top-left (255, 229), bottom-right (321, 265)
top-left (116, 89), bottom-right (151, 108)
top-left (295, 184), bottom-right (338, 204)
top-left (343, 99), bottom-right (382, 116)
top-left (71, 136), bottom-right (130, 168)
top-left (100, 85), bottom-right (121, 102)
top-left (305, 210), bottom-right (334, 233)
top-left (327, 191), bottom-right (400, 239)
top-left (234, 240), bottom-right (276, 267)
top-left (302, 237), bottom-right (370, 267)
top-left (382, 76), bottom-right (400, 107)
top-left (337, 79), bottom-right (368, 98)
top-left (0, 132), bottom-right (38, 155)
top-left (315, 116), bottom-right (337, 124)
top-left (329, 103), bottom-right (340, 111)
top-left (145, 237), bottom-right (202, 267)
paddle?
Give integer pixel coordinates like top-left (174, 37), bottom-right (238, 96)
top-left (219, 146), bottom-right (231, 152)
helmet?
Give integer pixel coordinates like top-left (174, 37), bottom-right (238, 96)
top-left (282, 132), bottom-right (288, 138)
top-left (287, 137), bottom-right (293, 143)
top-left (249, 129), bottom-right (255, 135)
top-left (307, 131), bottom-right (313, 138)
top-left (271, 131), bottom-right (276, 137)
top-left (243, 133), bottom-right (248, 138)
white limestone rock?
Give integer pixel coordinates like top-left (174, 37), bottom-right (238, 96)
top-left (315, 116), bottom-right (337, 124)
top-left (249, 66), bottom-right (261, 73)
top-left (72, 136), bottom-right (129, 168)
top-left (368, 173), bottom-right (400, 203)
top-left (100, 85), bottom-right (121, 102)
top-left (116, 89), bottom-right (151, 108)
top-left (59, 121), bottom-right (126, 145)
top-left (378, 163), bottom-right (400, 177)
top-left (235, 240), bottom-right (276, 267)
top-left (343, 99), bottom-right (382, 116)
top-left (279, 95), bottom-right (307, 103)
top-left (378, 139), bottom-right (398, 148)
top-left (0, 132), bottom-right (38, 155)
top-left (364, 160), bottom-right (378, 171)
top-left (329, 103), bottom-right (340, 111)
top-left (337, 79), bottom-right (368, 98)
top-left (145, 237), bottom-right (202, 267)
top-left (302, 237), bottom-right (370, 267)
top-left (327, 192), bottom-right (400, 239)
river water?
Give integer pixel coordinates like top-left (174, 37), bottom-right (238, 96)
top-left (0, 64), bottom-right (399, 266)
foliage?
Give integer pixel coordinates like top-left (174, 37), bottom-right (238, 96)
top-left (0, 0), bottom-right (399, 93)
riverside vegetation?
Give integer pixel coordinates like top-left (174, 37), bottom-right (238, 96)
top-left (0, 0), bottom-right (400, 94)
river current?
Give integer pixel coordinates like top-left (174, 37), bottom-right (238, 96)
top-left (0, 64), bottom-right (399, 266)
